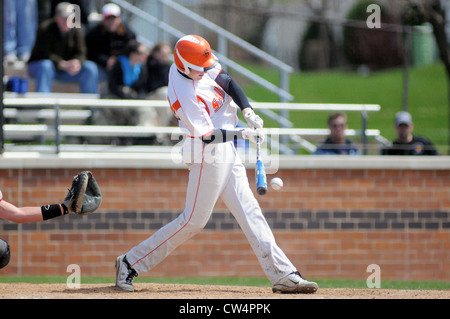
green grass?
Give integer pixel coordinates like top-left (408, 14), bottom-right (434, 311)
top-left (1, 276), bottom-right (449, 290)
top-left (239, 62), bottom-right (449, 154)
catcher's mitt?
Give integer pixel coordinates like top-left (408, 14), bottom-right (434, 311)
top-left (80, 171), bottom-right (102, 215)
top-left (63, 171), bottom-right (102, 215)
top-left (0, 239), bottom-right (11, 270)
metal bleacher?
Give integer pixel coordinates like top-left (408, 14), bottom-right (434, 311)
top-left (2, 92), bottom-right (384, 155)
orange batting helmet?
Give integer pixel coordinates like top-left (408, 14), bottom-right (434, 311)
top-left (174, 35), bottom-right (217, 75)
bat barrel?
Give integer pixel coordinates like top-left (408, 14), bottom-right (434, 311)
top-left (256, 159), bottom-right (267, 195)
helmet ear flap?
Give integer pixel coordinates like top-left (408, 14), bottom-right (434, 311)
top-left (174, 48), bottom-right (190, 75)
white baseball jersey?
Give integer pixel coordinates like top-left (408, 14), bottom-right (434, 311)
top-left (167, 62), bottom-right (239, 137)
top-left (125, 62), bottom-right (298, 284)
top-left (167, 63), bottom-right (241, 164)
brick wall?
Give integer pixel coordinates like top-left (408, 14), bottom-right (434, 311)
top-left (1, 167), bottom-right (449, 281)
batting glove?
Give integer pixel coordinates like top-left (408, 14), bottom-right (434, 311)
top-left (240, 128), bottom-right (265, 144)
top-left (243, 108), bottom-right (264, 129)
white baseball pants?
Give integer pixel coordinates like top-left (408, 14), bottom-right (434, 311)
top-left (126, 141), bottom-right (296, 284)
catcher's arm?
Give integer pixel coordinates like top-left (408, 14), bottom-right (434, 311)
top-left (0, 171), bottom-right (101, 223)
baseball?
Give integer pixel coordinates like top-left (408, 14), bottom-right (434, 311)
top-left (270, 177), bottom-right (284, 191)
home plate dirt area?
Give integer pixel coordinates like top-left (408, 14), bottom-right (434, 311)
top-left (0, 283), bottom-right (448, 299)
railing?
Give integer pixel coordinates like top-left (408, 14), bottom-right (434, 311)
top-left (2, 94), bottom-right (382, 155)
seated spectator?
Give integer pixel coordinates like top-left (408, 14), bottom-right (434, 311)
top-left (27, 2), bottom-right (98, 93)
top-left (89, 40), bottom-right (148, 145)
top-left (139, 42), bottom-right (174, 128)
top-left (313, 112), bottom-right (360, 155)
top-left (86, 3), bottom-right (136, 83)
top-left (381, 111), bottom-right (439, 155)
top-left (145, 42), bottom-right (171, 98)
top-left (106, 40), bottom-right (148, 100)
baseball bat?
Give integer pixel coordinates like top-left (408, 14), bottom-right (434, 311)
top-left (255, 135), bottom-right (267, 195)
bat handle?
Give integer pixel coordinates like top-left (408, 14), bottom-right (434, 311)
top-left (256, 135), bottom-right (261, 156)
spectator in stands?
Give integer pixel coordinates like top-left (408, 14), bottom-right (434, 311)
top-left (313, 112), bottom-right (360, 155)
top-left (381, 111), bottom-right (439, 155)
top-left (93, 40), bottom-right (149, 145)
top-left (106, 40), bottom-right (148, 100)
top-left (138, 42), bottom-right (174, 128)
top-left (145, 42), bottom-right (171, 98)
top-left (27, 2), bottom-right (98, 93)
top-left (3, 0), bottom-right (38, 64)
top-left (86, 3), bottom-right (136, 83)
top-left (89, 39), bottom-right (148, 144)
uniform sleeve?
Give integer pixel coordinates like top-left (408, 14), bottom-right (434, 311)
top-left (215, 70), bottom-right (252, 111)
top-left (208, 63), bottom-right (251, 111)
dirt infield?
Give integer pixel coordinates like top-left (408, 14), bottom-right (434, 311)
top-left (0, 283), bottom-right (448, 299)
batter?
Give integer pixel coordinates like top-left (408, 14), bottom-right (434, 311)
top-left (115, 35), bottom-right (318, 294)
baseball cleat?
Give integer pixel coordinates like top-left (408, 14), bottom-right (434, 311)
top-left (272, 271), bottom-right (318, 294)
top-left (115, 255), bottom-right (138, 292)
